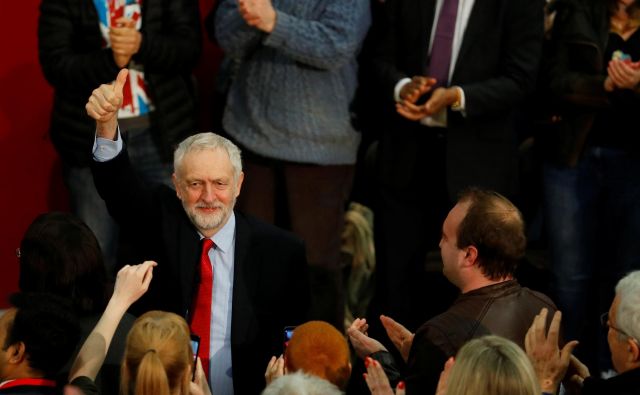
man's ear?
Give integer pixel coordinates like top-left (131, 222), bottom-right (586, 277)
top-left (235, 171), bottom-right (244, 198)
top-left (627, 338), bottom-right (640, 364)
top-left (462, 245), bottom-right (478, 266)
top-left (7, 342), bottom-right (26, 364)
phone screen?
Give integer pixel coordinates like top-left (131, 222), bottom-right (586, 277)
top-left (283, 326), bottom-right (296, 351)
top-left (190, 334), bottom-right (200, 381)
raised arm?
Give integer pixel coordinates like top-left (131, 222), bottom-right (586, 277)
top-left (69, 261), bottom-right (156, 382)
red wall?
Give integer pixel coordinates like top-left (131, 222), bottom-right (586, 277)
top-left (0, 1), bottom-right (222, 308)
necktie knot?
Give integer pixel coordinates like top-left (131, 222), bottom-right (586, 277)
top-left (202, 238), bottom-right (214, 253)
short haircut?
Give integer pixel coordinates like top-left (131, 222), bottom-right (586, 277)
top-left (261, 371), bottom-right (343, 395)
top-left (445, 335), bottom-right (540, 395)
top-left (284, 321), bottom-right (351, 389)
top-left (19, 212), bottom-right (107, 314)
top-left (457, 188), bottom-right (526, 279)
top-left (615, 271), bottom-right (640, 342)
top-left (121, 311), bottom-right (192, 395)
top-left (173, 132), bottom-right (243, 180)
top-left (3, 293), bottom-right (80, 378)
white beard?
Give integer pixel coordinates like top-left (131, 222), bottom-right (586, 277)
top-left (183, 200), bottom-right (234, 233)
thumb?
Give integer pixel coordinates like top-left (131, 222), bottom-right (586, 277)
top-left (113, 68), bottom-right (129, 94)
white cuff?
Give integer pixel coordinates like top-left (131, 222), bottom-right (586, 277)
top-left (394, 78), bottom-right (412, 102)
top-left (92, 127), bottom-right (123, 162)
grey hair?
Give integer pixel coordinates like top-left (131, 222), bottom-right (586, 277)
top-left (261, 372), bottom-right (343, 395)
top-left (173, 132), bottom-right (242, 180)
top-left (615, 271), bottom-right (640, 341)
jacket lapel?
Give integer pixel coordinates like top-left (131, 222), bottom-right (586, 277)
top-left (453, 0), bottom-right (486, 76)
top-left (230, 212), bottom-right (259, 346)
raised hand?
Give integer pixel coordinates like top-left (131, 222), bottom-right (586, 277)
top-left (364, 357), bottom-right (405, 395)
top-left (525, 308), bottom-right (579, 395)
top-left (380, 315), bottom-right (414, 362)
top-left (85, 68), bottom-right (128, 139)
top-left (347, 318), bottom-right (388, 359)
top-left (264, 355), bottom-right (285, 385)
top-left (435, 357), bottom-right (455, 395)
top-left (112, 260), bottom-right (156, 308)
top-left (238, 0), bottom-right (277, 33)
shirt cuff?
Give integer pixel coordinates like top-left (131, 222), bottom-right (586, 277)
top-left (92, 127), bottom-right (123, 162)
top-left (394, 78), bottom-right (412, 102)
top-left (451, 86), bottom-right (466, 115)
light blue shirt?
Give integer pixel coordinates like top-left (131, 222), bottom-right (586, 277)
top-left (93, 131), bottom-right (236, 394)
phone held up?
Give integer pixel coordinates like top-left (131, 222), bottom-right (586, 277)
top-left (283, 326), bottom-right (296, 352)
top-left (190, 333), bottom-right (200, 381)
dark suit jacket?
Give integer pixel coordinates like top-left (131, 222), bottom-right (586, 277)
top-left (92, 149), bottom-right (311, 394)
top-left (369, 0), bottom-right (543, 197)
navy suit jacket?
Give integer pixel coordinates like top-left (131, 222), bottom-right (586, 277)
top-left (92, 149), bottom-right (310, 394)
top-left (370, 0), bottom-right (544, 197)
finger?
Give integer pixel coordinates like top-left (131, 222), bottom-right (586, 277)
top-left (547, 310), bottom-right (562, 344)
top-left (396, 104), bottom-right (425, 121)
top-left (86, 96), bottom-right (109, 116)
top-left (114, 69), bottom-right (129, 94)
top-left (535, 307), bottom-right (548, 341)
top-left (560, 340), bottom-right (579, 365)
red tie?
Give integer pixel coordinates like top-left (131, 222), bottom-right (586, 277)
top-left (190, 238), bottom-right (214, 378)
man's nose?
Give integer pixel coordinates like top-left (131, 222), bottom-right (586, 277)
top-left (201, 184), bottom-right (215, 202)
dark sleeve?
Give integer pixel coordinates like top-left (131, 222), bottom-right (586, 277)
top-left (38, 0), bottom-right (120, 91)
top-left (90, 147), bottom-right (159, 231)
top-left (370, 350), bottom-right (403, 385)
top-left (368, 0), bottom-right (410, 102)
top-left (134, 0), bottom-right (201, 74)
top-left (547, 0), bottom-right (610, 108)
top-left (461, 0), bottom-right (544, 117)
top-left (69, 376), bottom-right (100, 395)
top-left (404, 326), bottom-right (451, 395)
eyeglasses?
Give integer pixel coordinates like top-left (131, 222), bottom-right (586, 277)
top-left (601, 312), bottom-right (639, 344)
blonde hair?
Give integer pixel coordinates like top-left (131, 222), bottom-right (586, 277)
top-left (445, 336), bottom-right (540, 395)
top-left (121, 311), bottom-right (193, 395)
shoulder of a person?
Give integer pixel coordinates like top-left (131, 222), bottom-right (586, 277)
top-left (235, 210), bottom-right (304, 247)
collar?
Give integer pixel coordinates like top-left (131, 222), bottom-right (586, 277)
top-left (459, 279), bottom-right (520, 298)
top-left (201, 212), bottom-right (235, 254)
top-left (0, 378), bottom-right (56, 389)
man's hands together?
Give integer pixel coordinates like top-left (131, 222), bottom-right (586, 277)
top-left (110, 17), bottom-right (142, 67)
top-left (396, 76), bottom-right (460, 121)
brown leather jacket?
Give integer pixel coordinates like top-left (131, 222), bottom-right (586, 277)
top-left (373, 280), bottom-right (557, 394)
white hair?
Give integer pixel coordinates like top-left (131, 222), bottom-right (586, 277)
top-left (261, 372), bottom-right (343, 395)
top-left (615, 270), bottom-right (640, 341)
top-left (173, 132), bottom-right (242, 180)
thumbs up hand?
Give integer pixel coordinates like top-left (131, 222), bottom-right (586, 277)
top-left (86, 69), bottom-right (128, 140)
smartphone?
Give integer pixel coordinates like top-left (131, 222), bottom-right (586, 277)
top-left (190, 334), bottom-right (200, 381)
top-left (283, 326), bottom-right (296, 352)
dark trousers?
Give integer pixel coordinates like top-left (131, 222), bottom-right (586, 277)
top-left (237, 150), bottom-right (355, 331)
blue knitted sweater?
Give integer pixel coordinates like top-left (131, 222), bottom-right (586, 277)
top-left (215, 0), bottom-right (371, 165)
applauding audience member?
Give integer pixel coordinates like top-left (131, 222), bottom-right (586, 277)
top-left (526, 271), bottom-right (640, 395)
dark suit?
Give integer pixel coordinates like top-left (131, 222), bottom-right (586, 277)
top-left (92, 149), bottom-right (310, 395)
top-left (366, 0), bottom-right (544, 329)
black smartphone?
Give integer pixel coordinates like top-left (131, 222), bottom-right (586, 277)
top-left (190, 334), bottom-right (200, 381)
top-left (283, 326), bottom-right (296, 352)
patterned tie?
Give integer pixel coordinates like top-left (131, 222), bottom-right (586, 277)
top-left (190, 238), bottom-right (214, 378)
top-left (428, 0), bottom-right (459, 88)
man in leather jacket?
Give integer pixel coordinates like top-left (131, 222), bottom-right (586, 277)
top-left (348, 188), bottom-right (557, 394)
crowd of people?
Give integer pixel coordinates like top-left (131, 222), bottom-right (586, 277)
top-left (4, 0), bottom-right (640, 393)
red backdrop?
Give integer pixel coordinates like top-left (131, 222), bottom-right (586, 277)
top-left (0, 0), bottom-right (222, 308)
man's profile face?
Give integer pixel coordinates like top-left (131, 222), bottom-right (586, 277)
top-left (173, 148), bottom-right (243, 237)
top-left (607, 294), bottom-right (630, 373)
top-left (439, 202), bottom-right (469, 286)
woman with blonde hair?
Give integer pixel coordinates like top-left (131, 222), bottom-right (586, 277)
top-left (438, 336), bottom-right (540, 395)
top-left (65, 261), bottom-right (211, 395)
